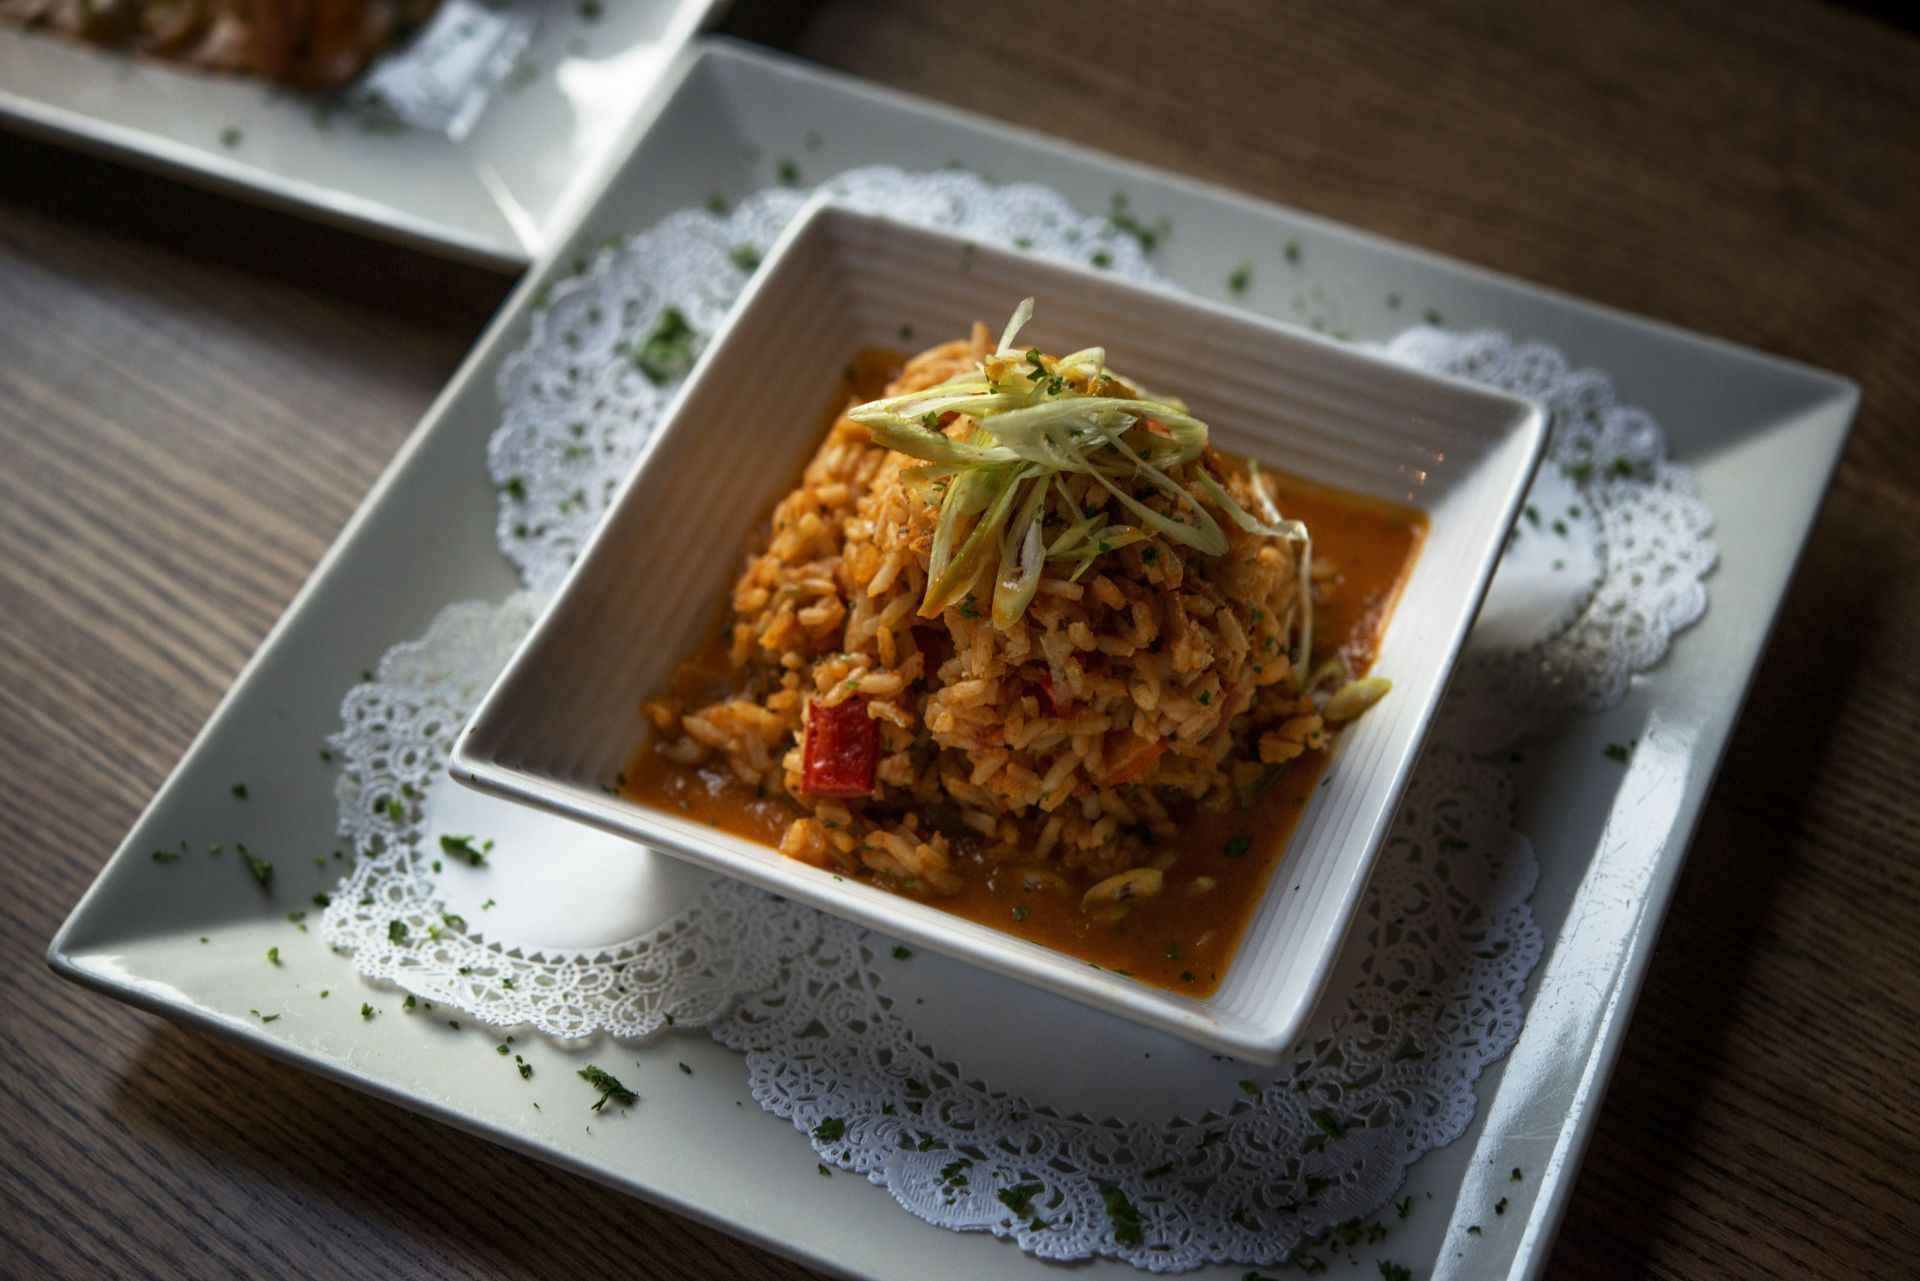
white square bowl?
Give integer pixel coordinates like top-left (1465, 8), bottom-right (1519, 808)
top-left (451, 199), bottom-right (1546, 1062)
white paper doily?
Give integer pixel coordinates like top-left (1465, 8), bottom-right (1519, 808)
top-left (321, 166), bottom-right (1718, 1271)
top-left (323, 590), bottom-right (1539, 1271)
top-left (1383, 328), bottom-right (1716, 752)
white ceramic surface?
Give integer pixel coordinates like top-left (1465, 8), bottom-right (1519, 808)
top-left (48, 39), bottom-right (1857, 1281)
top-left (451, 200), bottom-right (1546, 1062)
top-left (0, 0), bottom-right (719, 268)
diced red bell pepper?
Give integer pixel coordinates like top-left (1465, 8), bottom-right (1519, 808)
top-left (1102, 731), bottom-right (1167, 785)
top-left (801, 697), bottom-right (878, 797)
top-left (1035, 671), bottom-right (1075, 717)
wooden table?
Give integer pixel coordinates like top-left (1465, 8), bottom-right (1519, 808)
top-left (3, 1), bottom-right (1915, 1276)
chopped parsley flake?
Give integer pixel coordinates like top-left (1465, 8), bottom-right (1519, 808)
top-left (1378, 1263), bottom-right (1412, 1281)
top-left (439, 834), bottom-right (494, 866)
top-left (265, 946), bottom-right (280, 966)
top-left (238, 844), bottom-right (272, 889)
top-left (1311, 1109), bottom-right (1349, 1139)
top-left (388, 919), bottom-right (409, 945)
top-left (633, 307), bottom-right (699, 385)
top-left (1228, 261), bottom-right (1253, 295)
top-left (817, 1163), bottom-right (832, 1177)
top-left (813, 1117), bottom-right (846, 1142)
top-left (1604, 741), bottom-right (1633, 763)
top-left (1012, 905), bottom-right (1029, 922)
top-left (1107, 194), bottom-right (1169, 251)
top-left (1283, 239), bottom-right (1301, 265)
top-left (1238, 1079), bottom-right (1259, 1097)
top-left (1495, 1197), bottom-right (1508, 1215)
top-left (998, 1182), bottom-right (1043, 1217)
top-left (1101, 1184), bottom-right (1143, 1246)
top-left (360, 1003), bottom-right (375, 1019)
top-left (230, 783), bottom-right (248, 800)
top-left (578, 1064), bottom-right (638, 1111)
top-left (891, 945), bottom-right (911, 960)
top-left (776, 157), bottom-right (800, 185)
top-left (1222, 835), bottom-right (1252, 859)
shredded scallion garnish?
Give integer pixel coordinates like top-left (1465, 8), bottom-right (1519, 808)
top-left (849, 299), bottom-right (1312, 638)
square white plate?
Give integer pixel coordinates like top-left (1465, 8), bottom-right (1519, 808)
top-left (48, 39), bottom-right (1857, 1281)
top-left (0, 0), bottom-right (718, 268)
top-left (452, 199), bottom-right (1546, 1062)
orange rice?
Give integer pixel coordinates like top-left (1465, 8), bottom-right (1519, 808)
top-left (642, 324), bottom-right (1327, 902)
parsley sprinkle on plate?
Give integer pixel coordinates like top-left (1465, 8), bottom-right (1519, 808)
top-left (578, 1064), bottom-right (638, 1111)
top-left (238, 844), bottom-right (272, 889)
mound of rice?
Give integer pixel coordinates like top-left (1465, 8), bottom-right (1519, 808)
top-left (643, 323), bottom-right (1327, 901)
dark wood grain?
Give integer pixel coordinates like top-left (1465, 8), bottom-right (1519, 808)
top-left (2, 1), bottom-right (1916, 1278)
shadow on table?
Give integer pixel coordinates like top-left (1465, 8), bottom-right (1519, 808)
top-left (1544, 491), bottom-right (1894, 1277)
